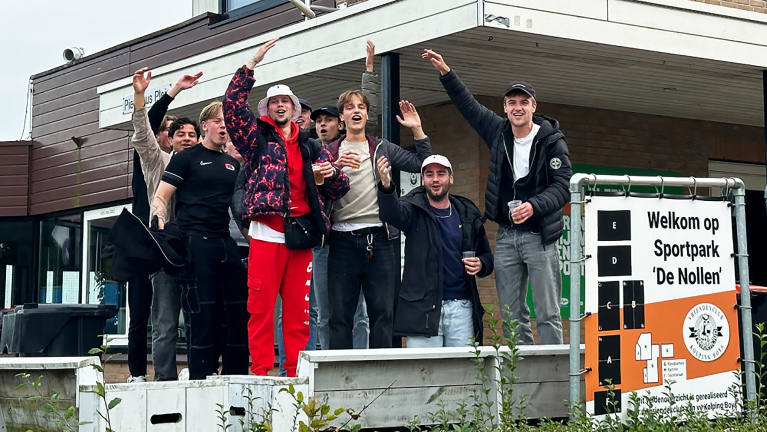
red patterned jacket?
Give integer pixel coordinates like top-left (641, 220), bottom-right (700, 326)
top-left (223, 66), bottom-right (349, 234)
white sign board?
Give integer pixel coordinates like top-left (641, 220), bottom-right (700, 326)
top-left (399, 171), bottom-right (421, 277)
top-left (122, 84), bottom-right (172, 115)
top-left (583, 195), bottom-right (740, 419)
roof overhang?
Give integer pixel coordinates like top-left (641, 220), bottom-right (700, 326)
top-left (97, 0), bottom-right (767, 130)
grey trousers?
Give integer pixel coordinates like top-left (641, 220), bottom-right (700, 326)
top-left (150, 271), bottom-right (182, 380)
top-left (494, 226), bottom-right (563, 345)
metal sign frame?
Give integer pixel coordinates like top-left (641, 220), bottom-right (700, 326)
top-left (568, 174), bottom-right (755, 418)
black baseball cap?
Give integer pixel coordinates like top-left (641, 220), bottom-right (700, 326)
top-left (299, 98), bottom-right (312, 112)
top-left (504, 81), bottom-right (536, 99)
top-left (310, 105), bottom-right (340, 121)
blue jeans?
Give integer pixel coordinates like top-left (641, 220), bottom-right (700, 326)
top-left (494, 227), bottom-right (562, 345)
top-left (406, 299), bottom-right (475, 348)
top-left (150, 271), bottom-right (181, 380)
top-left (314, 246), bottom-right (369, 350)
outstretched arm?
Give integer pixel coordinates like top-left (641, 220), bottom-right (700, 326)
top-left (422, 49), bottom-right (451, 75)
top-left (423, 49), bottom-right (504, 147)
top-left (223, 38), bottom-right (279, 165)
top-left (148, 71), bottom-right (203, 134)
top-left (362, 40), bottom-right (380, 133)
top-left (131, 68), bottom-right (164, 173)
top-left (395, 100), bottom-right (425, 139)
top-left (383, 101), bottom-right (433, 173)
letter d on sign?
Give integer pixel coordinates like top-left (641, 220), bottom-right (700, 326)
top-left (612, 257), bottom-right (618, 265)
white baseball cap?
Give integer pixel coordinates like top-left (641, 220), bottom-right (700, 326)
top-left (257, 84), bottom-right (301, 120)
top-left (421, 154), bottom-right (452, 173)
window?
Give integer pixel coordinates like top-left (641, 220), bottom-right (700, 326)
top-left (38, 214), bottom-right (82, 304)
top-left (218, 0), bottom-right (288, 21)
top-left (0, 219), bottom-right (35, 309)
top-left (82, 205), bottom-right (130, 340)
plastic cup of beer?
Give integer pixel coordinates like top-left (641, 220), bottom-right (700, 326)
top-left (462, 251), bottom-right (476, 259)
top-left (312, 164), bottom-right (324, 185)
top-left (508, 200), bottom-right (522, 223)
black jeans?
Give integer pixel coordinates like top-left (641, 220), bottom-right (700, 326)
top-left (327, 230), bottom-right (396, 349)
top-left (180, 235), bottom-right (249, 379)
top-left (127, 274), bottom-right (152, 377)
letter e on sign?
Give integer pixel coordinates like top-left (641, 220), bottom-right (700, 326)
top-left (597, 210), bottom-right (631, 241)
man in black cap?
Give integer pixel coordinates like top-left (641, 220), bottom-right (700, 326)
top-left (422, 49), bottom-right (572, 345)
top-left (297, 98), bottom-right (313, 131)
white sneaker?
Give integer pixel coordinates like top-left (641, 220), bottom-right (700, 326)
top-left (178, 368), bottom-right (189, 381)
top-left (127, 375), bottom-right (147, 383)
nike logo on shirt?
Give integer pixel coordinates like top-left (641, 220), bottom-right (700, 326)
top-left (200, 161), bottom-right (212, 166)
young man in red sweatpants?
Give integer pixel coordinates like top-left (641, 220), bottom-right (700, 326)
top-left (223, 38), bottom-right (349, 377)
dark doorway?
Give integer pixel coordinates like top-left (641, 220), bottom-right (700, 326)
top-left (745, 190), bottom-right (767, 287)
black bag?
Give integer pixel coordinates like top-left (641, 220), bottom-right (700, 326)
top-left (284, 215), bottom-right (321, 250)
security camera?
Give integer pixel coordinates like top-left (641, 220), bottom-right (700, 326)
top-left (63, 47), bottom-right (84, 62)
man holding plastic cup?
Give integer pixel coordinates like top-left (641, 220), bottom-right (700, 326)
top-left (376, 155), bottom-right (493, 347)
top-left (423, 49), bottom-right (573, 345)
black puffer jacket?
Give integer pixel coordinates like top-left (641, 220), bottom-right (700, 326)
top-left (378, 185), bottom-right (494, 343)
top-left (440, 70), bottom-right (572, 245)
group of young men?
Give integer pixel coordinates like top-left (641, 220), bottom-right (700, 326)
top-left (124, 37), bottom-right (572, 381)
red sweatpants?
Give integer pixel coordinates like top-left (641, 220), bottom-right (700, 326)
top-left (247, 239), bottom-right (312, 377)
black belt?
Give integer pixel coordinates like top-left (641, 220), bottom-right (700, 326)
top-left (341, 226), bottom-right (386, 236)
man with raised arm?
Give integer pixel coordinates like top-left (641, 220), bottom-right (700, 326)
top-left (222, 37), bottom-right (349, 377)
top-left (151, 90), bottom-right (249, 379)
top-left (326, 96), bottom-right (432, 350)
top-left (377, 154), bottom-right (493, 347)
top-left (422, 50), bottom-right (572, 345)
top-left (310, 40), bottom-right (379, 352)
top-left (128, 68), bottom-right (202, 382)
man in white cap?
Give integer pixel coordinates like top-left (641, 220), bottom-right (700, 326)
top-left (222, 37), bottom-right (350, 377)
top-left (376, 154), bottom-right (493, 347)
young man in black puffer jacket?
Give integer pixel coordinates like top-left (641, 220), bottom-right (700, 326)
top-left (423, 50), bottom-right (573, 345)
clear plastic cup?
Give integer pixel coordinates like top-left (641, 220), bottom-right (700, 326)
top-left (508, 200), bottom-right (522, 224)
top-left (312, 164), bottom-right (324, 185)
top-left (462, 251), bottom-right (476, 259)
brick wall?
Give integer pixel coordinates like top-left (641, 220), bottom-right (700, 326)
top-left (689, 0), bottom-right (767, 13)
top-left (412, 96), bottom-right (764, 343)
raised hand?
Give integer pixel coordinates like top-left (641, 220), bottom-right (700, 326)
top-left (376, 156), bottom-right (392, 189)
top-left (176, 71), bottom-right (202, 90)
top-left (421, 49), bottom-right (450, 75)
top-left (168, 71), bottom-right (203, 98)
top-left (132, 67), bottom-right (151, 94)
top-left (365, 40), bottom-right (375, 72)
top-left (248, 37), bottom-right (279, 69)
top-left (396, 100), bottom-right (421, 130)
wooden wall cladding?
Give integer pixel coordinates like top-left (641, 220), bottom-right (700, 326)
top-left (28, 0), bottom-right (332, 215)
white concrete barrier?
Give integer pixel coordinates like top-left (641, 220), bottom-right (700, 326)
top-left (0, 356), bottom-right (101, 432)
top-left (79, 375), bottom-right (308, 432)
top-left (297, 345), bottom-right (585, 429)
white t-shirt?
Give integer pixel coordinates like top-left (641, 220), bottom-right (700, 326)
top-left (512, 123), bottom-right (540, 181)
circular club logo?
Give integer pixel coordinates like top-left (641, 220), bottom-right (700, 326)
top-left (683, 303), bottom-right (729, 362)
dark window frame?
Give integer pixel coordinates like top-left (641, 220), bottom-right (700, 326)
top-left (213, 0), bottom-right (289, 27)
